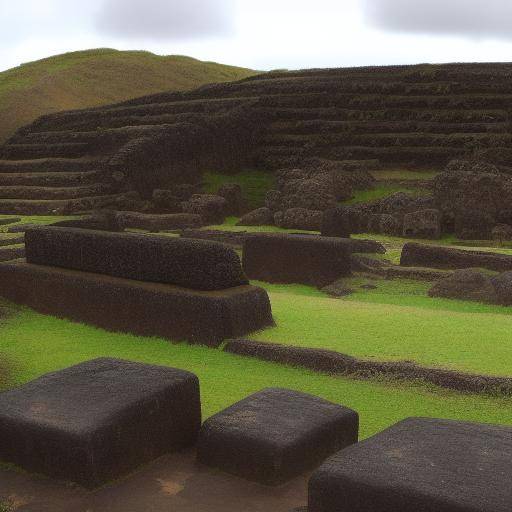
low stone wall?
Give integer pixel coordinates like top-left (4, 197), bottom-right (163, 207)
top-left (242, 233), bottom-right (352, 286)
top-left (25, 226), bottom-right (248, 291)
top-left (0, 261), bottom-right (273, 346)
top-left (401, 242), bottom-right (512, 272)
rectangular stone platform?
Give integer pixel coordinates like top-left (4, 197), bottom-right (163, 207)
top-left (243, 234), bottom-right (352, 286)
top-left (309, 417), bottom-right (512, 512)
top-left (0, 358), bottom-right (201, 488)
top-left (0, 260), bottom-right (273, 346)
top-left (197, 388), bottom-right (358, 485)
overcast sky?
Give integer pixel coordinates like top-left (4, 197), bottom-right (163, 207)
top-left (2, 0), bottom-right (512, 73)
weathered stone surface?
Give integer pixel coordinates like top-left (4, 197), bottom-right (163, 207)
top-left (0, 246), bottom-right (25, 262)
top-left (492, 224), bottom-right (512, 242)
top-left (197, 388), bottom-right (358, 485)
top-left (275, 208), bottom-right (323, 231)
top-left (217, 183), bottom-right (246, 215)
top-left (368, 213), bottom-right (400, 236)
top-left (0, 260), bottom-right (273, 346)
top-left (309, 417), bottom-right (512, 512)
top-left (237, 207), bottom-right (274, 226)
top-left (181, 194), bottom-right (227, 224)
top-left (321, 206), bottom-right (356, 238)
top-left (454, 209), bottom-right (495, 240)
top-left (402, 209), bottom-right (441, 239)
top-left (117, 211), bottom-right (202, 231)
top-left (52, 210), bottom-right (124, 232)
top-left (151, 189), bottom-right (182, 212)
top-left (25, 226), bottom-right (248, 291)
top-left (490, 271), bottom-right (512, 306)
top-left (428, 269), bottom-right (498, 303)
top-left (243, 234), bottom-right (352, 286)
top-left (401, 242), bottom-right (512, 272)
top-left (0, 358), bottom-right (201, 488)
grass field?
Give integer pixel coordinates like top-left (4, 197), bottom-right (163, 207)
top-left (0, 48), bottom-right (257, 143)
top-left (1, 304), bottom-right (512, 441)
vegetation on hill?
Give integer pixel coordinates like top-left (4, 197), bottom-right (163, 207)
top-left (0, 48), bottom-right (257, 142)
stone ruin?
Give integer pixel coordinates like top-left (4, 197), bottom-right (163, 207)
top-left (0, 359), bottom-right (510, 511)
top-left (0, 226), bottom-right (273, 345)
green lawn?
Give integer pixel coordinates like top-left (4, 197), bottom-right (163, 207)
top-left (344, 184), bottom-right (430, 205)
top-left (203, 170), bottom-right (275, 210)
top-left (251, 280), bottom-right (512, 377)
top-left (1, 305), bottom-right (512, 440)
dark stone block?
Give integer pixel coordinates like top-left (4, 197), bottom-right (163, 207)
top-left (309, 418), bottom-right (512, 512)
top-left (197, 388), bottom-right (358, 486)
top-left (0, 358), bottom-right (201, 488)
top-left (25, 226), bottom-right (248, 291)
top-left (0, 261), bottom-right (273, 346)
top-left (117, 211), bottom-right (202, 231)
top-left (243, 234), bottom-right (352, 286)
top-left (401, 242), bottom-right (512, 272)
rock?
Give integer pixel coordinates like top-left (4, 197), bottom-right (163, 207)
top-left (400, 242), bottom-right (512, 272)
top-left (275, 208), bottom-right (323, 231)
top-left (368, 214), bottom-right (401, 236)
top-left (0, 358), bottom-right (201, 488)
top-left (321, 206), bottom-right (356, 238)
top-left (52, 210), bottom-right (124, 232)
top-left (455, 209), bottom-right (495, 240)
top-left (7, 223), bottom-right (40, 233)
top-left (264, 189), bottom-right (283, 212)
top-left (243, 233), bottom-right (352, 287)
top-left (197, 388), bottom-right (358, 485)
top-left (117, 212), bottom-right (202, 231)
top-left (377, 192), bottom-right (435, 221)
top-left (428, 269), bottom-right (498, 303)
top-left (492, 224), bottom-right (512, 242)
top-left (217, 183), bottom-right (246, 216)
top-left (490, 272), bottom-right (512, 306)
top-left (321, 279), bottom-right (354, 297)
top-left (280, 178), bottom-right (337, 211)
top-left (402, 209), bottom-right (442, 239)
top-left (181, 194), bottom-right (227, 224)
top-left (152, 189), bottom-right (182, 213)
top-left (237, 207), bottom-right (274, 226)
top-left (309, 417), bottom-right (512, 512)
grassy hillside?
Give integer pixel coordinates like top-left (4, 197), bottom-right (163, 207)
top-left (0, 48), bottom-right (257, 142)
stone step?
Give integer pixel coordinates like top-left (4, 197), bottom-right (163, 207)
top-left (0, 184), bottom-right (115, 200)
top-left (0, 143), bottom-right (90, 160)
top-left (0, 158), bottom-right (100, 173)
top-left (0, 170), bottom-right (106, 187)
top-left (0, 245), bottom-right (25, 262)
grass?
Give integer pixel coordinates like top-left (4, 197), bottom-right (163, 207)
top-left (1, 304), bottom-right (512, 440)
top-left (203, 170), bottom-right (276, 210)
top-left (344, 184), bottom-right (430, 205)
top-left (0, 48), bottom-right (257, 143)
top-left (250, 280), bottom-right (512, 377)
top-left (0, 215), bottom-right (79, 233)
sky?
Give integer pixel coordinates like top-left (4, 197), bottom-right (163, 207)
top-left (1, 0), bottom-right (512, 72)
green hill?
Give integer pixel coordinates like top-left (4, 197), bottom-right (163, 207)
top-left (0, 48), bottom-right (257, 143)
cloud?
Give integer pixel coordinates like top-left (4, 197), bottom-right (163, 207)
top-left (362, 0), bottom-right (512, 40)
top-left (96, 0), bottom-right (234, 41)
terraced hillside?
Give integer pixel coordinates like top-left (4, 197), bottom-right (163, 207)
top-left (2, 62), bottom-right (512, 215)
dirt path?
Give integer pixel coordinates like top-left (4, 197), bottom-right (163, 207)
top-left (0, 450), bottom-right (308, 512)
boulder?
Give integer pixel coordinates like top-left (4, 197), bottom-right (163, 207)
top-left (492, 224), bottom-right (512, 243)
top-left (217, 183), bottom-right (246, 216)
top-left (454, 209), bottom-right (495, 240)
top-left (152, 189), bottom-right (182, 213)
top-left (181, 194), bottom-right (227, 224)
top-left (237, 207), bottom-right (274, 226)
top-left (402, 209), bottom-right (441, 239)
top-left (0, 358), bottom-right (201, 488)
top-left (197, 388), bottom-right (358, 485)
top-left (275, 208), bottom-right (323, 231)
top-left (280, 178), bottom-right (337, 211)
top-left (321, 206), bottom-right (358, 238)
top-left (490, 271), bottom-right (512, 306)
top-left (428, 269), bottom-right (498, 303)
top-left (309, 418), bottom-right (512, 512)
top-left (264, 189), bottom-right (283, 212)
top-left (117, 211), bottom-right (202, 231)
top-left (368, 214), bottom-right (401, 236)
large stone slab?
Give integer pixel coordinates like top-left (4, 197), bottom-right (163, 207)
top-left (197, 388), bottom-right (358, 485)
top-left (0, 358), bottom-right (201, 488)
top-left (401, 242), bottom-right (512, 272)
top-left (25, 226), bottom-right (248, 291)
top-left (0, 260), bottom-right (273, 346)
top-left (243, 234), bottom-right (352, 286)
top-left (309, 417), bottom-right (512, 512)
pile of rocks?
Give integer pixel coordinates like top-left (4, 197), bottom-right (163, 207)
top-left (238, 160), bottom-right (375, 231)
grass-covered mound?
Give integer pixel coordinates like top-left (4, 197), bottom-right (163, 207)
top-left (0, 48), bottom-right (257, 142)
top-left (0, 304), bottom-right (511, 440)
